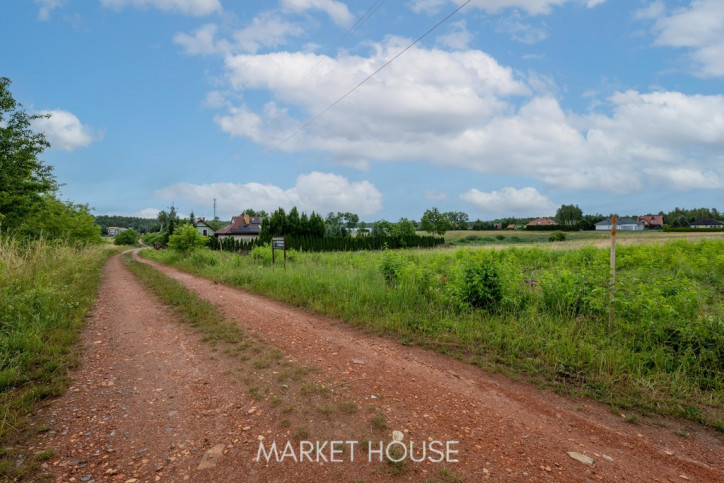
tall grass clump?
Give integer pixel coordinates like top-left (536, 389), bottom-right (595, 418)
top-left (0, 238), bottom-right (112, 450)
top-left (141, 240), bottom-right (724, 428)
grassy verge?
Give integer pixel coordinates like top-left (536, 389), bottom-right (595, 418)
top-left (0, 238), bottom-right (117, 478)
top-left (141, 240), bottom-right (724, 430)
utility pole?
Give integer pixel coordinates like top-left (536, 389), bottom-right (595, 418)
top-left (213, 198), bottom-right (216, 219)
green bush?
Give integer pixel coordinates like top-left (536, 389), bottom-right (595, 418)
top-left (459, 258), bottom-right (502, 311)
top-left (114, 229), bottom-right (139, 245)
top-left (167, 224), bottom-right (206, 255)
top-left (141, 232), bottom-right (164, 246)
top-left (549, 231), bottom-right (567, 242)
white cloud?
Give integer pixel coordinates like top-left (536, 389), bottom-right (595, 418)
top-left (100, 0), bottom-right (221, 16)
top-left (174, 23), bottom-right (221, 55)
top-left (31, 110), bottom-right (100, 151)
top-left (281, 0), bottom-right (353, 27)
top-left (460, 186), bottom-right (555, 216)
top-left (232, 11), bottom-right (305, 53)
top-left (648, 0), bottom-right (724, 77)
top-left (35, 0), bottom-right (64, 21)
top-left (437, 20), bottom-right (474, 49)
top-left (644, 167), bottom-right (723, 191)
top-left (633, 1), bottom-right (665, 21)
top-left (207, 34), bottom-right (724, 195)
top-left (408, 0), bottom-right (605, 16)
top-left (155, 172), bottom-right (382, 217)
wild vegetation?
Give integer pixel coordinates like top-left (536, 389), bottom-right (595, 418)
top-left (142, 238), bottom-right (724, 429)
top-left (0, 239), bottom-right (113, 476)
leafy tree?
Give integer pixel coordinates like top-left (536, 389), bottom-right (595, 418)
top-left (0, 77), bottom-right (57, 233)
top-left (371, 220), bottom-right (395, 237)
top-left (394, 217), bottom-right (416, 237)
top-left (419, 207), bottom-right (452, 236)
top-left (167, 223), bottom-right (206, 254)
top-left (444, 211), bottom-right (469, 230)
top-left (555, 204), bottom-right (583, 227)
top-left (114, 228), bottom-right (139, 245)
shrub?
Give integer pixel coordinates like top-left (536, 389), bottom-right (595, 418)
top-left (167, 224), bottom-right (206, 255)
top-left (459, 258), bottom-right (502, 311)
top-left (549, 231), bottom-right (567, 242)
top-left (114, 229), bottom-right (139, 245)
top-left (141, 232), bottom-right (164, 246)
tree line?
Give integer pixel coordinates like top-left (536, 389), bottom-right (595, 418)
top-left (0, 77), bottom-right (101, 244)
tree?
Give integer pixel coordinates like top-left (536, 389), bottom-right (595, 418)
top-left (444, 211), bottom-right (469, 230)
top-left (0, 77), bottom-right (58, 233)
top-left (167, 223), bottom-right (207, 254)
top-left (419, 207), bottom-right (452, 236)
top-left (555, 204), bottom-right (583, 227)
top-left (371, 220), bottom-right (394, 237)
top-left (394, 217), bottom-right (416, 237)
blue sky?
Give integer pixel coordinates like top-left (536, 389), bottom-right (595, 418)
top-left (2, 0), bottom-right (723, 222)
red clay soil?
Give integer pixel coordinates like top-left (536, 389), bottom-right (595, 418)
top-left (24, 251), bottom-right (723, 482)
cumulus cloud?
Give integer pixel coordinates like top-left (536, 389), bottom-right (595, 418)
top-left (644, 167), bottom-right (723, 191)
top-left (496, 12), bottom-right (548, 44)
top-left (174, 23), bottom-right (221, 55)
top-left (100, 0), bottom-right (221, 16)
top-left (31, 110), bottom-right (100, 151)
top-left (280, 0), bottom-right (353, 26)
top-left (232, 11), bottom-right (305, 53)
top-left (646, 0), bottom-right (724, 77)
top-left (35, 0), bottom-right (64, 21)
top-left (155, 172), bottom-right (382, 217)
top-left (460, 186), bottom-right (555, 216)
top-left (192, 19), bottom-right (722, 195)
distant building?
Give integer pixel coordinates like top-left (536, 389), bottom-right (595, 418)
top-left (690, 218), bottom-right (724, 228)
top-left (526, 218), bottom-right (555, 227)
top-left (215, 213), bottom-right (264, 241)
top-left (638, 215), bottom-right (664, 229)
top-left (193, 217), bottom-right (214, 237)
top-left (595, 218), bottom-right (644, 231)
top-left (108, 226), bottom-right (125, 236)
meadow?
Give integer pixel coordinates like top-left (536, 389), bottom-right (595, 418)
top-left (0, 239), bottom-right (114, 476)
top-left (141, 237), bottom-right (724, 429)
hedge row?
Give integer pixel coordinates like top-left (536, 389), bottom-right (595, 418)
top-left (209, 234), bottom-right (445, 254)
top-left (662, 227), bottom-right (724, 232)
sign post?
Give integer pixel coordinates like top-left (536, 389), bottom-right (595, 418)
top-left (609, 215), bottom-right (617, 333)
top-left (272, 236), bottom-right (286, 268)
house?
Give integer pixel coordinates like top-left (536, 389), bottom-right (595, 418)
top-left (506, 224), bottom-right (517, 230)
top-left (193, 217), bottom-right (214, 237)
top-left (107, 226), bottom-right (125, 236)
top-left (638, 215), bottom-right (664, 229)
top-left (690, 218), bottom-right (724, 228)
top-left (595, 218), bottom-right (644, 231)
top-left (215, 213), bottom-right (264, 241)
top-left (526, 218), bottom-right (555, 227)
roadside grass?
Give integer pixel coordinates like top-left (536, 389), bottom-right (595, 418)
top-left (123, 254), bottom-right (397, 468)
top-left (141, 238), bottom-right (724, 429)
top-left (0, 238), bottom-right (116, 479)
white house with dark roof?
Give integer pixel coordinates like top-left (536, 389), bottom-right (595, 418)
top-left (595, 217), bottom-right (644, 231)
top-left (193, 217), bottom-right (214, 237)
top-left (215, 213), bottom-right (263, 241)
top-left (690, 218), bottom-right (724, 228)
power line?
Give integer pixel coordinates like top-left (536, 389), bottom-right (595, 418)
top-left (300, 0), bottom-right (388, 83)
top-left (283, 0), bottom-right (472, 145)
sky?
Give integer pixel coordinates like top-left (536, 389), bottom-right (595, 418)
top-left (1, 0), bottom-right (723, 222)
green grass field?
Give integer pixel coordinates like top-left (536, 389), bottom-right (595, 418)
top-left (141, 236), bottom-right (724, 429)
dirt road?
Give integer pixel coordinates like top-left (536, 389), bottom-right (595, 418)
top-left (27, 252), bottom-right (723, 481)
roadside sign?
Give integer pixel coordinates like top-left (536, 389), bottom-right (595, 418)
top-left (272, 236), bottom-right (286, 268)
